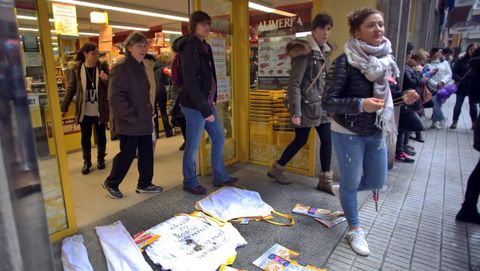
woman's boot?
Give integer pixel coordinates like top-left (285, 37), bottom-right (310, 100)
top-left (317, 171), bottom-right (333, 195)
top-left (267, 161), bottom-right (291, 184)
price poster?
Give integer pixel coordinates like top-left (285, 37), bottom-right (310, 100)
top-left (258, 35), bottom-right (294, 89)
top-left (210, 37), bottom-right (230, 103)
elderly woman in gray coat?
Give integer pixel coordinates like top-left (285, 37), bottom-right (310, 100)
top-left (268, 13), bottom-right (334, 194)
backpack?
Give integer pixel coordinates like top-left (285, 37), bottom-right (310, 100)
top-left (171, 54), bottom-right (183, 87)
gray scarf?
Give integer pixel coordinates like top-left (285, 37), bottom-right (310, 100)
top-left (344, 37), bottom-right (400, 148)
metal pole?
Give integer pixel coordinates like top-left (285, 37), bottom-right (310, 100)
top-left (0, 0), bottom-right (55, 270)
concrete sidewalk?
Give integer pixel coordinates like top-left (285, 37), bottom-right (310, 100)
top-left (52, 98), bottom-right (480, 270)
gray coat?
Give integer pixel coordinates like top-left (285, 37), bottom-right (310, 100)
top-left (109, 53), bottom-right (153, 136)
top-left (287, 36), bottom-right (331, 127)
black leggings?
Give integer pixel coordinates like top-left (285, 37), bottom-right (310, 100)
top-left (463, 158), bottom-right (480, 209)
top-left (278, 123), bottom-right (332, 172)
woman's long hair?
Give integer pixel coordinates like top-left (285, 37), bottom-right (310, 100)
top-left (75, 42), bottom-right (98, 63)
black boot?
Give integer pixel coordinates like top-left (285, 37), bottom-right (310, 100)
top-left (456, 205), bottom-right (480, 224)
top-left (97, 148), bottom-right (106, 170)
top-left (161, 115), bottom-right (173, 138)
top-left (82, 161), bottom-right (92, 175)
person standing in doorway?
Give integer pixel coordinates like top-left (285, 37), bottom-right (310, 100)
top-left (173, 11), bottom-right (238, 195)
top-left (103, 32), bottom-right (163, 199)
top-left (154, 52), bottom-right (174, 138)
top-left (61, 42), bottom-right (109, 175)
top-left (267, 13), bottom-right (334, 194)
top-left (322, 8), bottom-right (418, 256)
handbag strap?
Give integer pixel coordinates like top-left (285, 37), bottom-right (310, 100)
top-left (304, 61), bottom-right (327, 94)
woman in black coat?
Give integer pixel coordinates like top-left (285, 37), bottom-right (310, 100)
top-left (456, 47), bottom-right (480, 224)
top-left (451, 43), bottom-right (478, 129)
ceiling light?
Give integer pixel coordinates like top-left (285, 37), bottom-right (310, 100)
top-left (18, 27), bottom-right (39, 32)
top-left (111, 25), bottom-right (149, 31)
top-left (295, 31), bottom-right (310, 38)
top-left (51, 0), bottom-right (189, 22)
top-left (165, 38), bottom-right (171, 41)
top-left (17, 15), bottom-right (37, 21)
top-left (248, 2), bottom-right (296, 17)
top-left (79, 32), bottom-right (99, 36)
top-left (162, 30), bottom-right (182, 35)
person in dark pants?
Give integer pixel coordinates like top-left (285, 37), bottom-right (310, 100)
top-left (103, 32), bottom-right (163, 199)
top-left (451, 43), bottom-right (478, 129)
top-left (170, 84), bottom-right (187, 150)
top-left (61, 42), bottom-right (109, 175)
top-left (154, 52), bottom-right (174, 138)
top-left (267, 13), bottom-right (334, 194)
top-left (457, 47), bottom-right (480, 224)
top-left (395, 43), bottom-right (425, 163)
top-left (173, 11), bottom-right (238, 195)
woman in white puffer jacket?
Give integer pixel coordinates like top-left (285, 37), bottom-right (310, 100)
top-left (425, 47), bottom-right (453, 129)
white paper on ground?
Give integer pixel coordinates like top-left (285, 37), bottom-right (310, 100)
top-left (196, 187), bottom-right (274, 221)
top-left (144, 214), bottom-right (246, 271)
top-left (61, 234), bottom-right (94, 271)
top-left (95, 221), bottom-right (152, 271)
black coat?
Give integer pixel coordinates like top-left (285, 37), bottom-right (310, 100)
top-left (467, 56), bottom-right (480, 103)
top-left (108, 53), bottom-right (153, 136)
top-left (323, 54), bottom-right (380, 135)
top-left (452, 56), bottom-right (471, 96)
top-left (173, 34), bottom-right (217, 118)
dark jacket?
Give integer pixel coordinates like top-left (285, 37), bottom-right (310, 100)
top-left (322, 54), bottom-right (379, 135)
top-left (172, 34), bottom-right (217, 117)
top-left (108, 53), bottom-right (153, 136)
top-left (402, 65), bottom-right (423, 112)
top-left (467, 56), bottom-right (480, 103)
top-left (452, 56), bottom-right (471, 96)
top-left (153, 61), bottom-right (171, 105)
top-left (286, 37), bottom-right (331, 127)
top-left (61, 61), bottom-right (109, 123)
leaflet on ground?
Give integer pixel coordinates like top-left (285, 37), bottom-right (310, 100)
top-left (292, 203), bottom-right (346, 228)
top-left (253, 244), bottom-right (325, 271)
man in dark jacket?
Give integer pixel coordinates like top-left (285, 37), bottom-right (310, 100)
top-left (103, 32), bottom-right (163, 199)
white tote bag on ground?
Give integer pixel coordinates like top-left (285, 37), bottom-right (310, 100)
top-left (61, 234), bottom-right (94, 271)
top-left (95, 221), bottom-right (153, 271)
top-left (195, 187), bottom-right (295, 226)
top-left (144, 213), bottom-right (246, 271)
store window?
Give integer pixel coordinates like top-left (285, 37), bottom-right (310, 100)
top-left (199, 0), bottom-right (236, 170)
top-left (16, 7), bottom-right (69, 234)
top-left (249, 1), bottom-right (314, 175)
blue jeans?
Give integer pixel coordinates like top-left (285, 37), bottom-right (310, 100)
top-left (181, 106), bottom-right (229, 188)
top-left (332, 131), bottom-right (388, 227)
top-left (432, 95), bottom-right (445, 122)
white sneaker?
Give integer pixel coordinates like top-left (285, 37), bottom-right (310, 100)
top-left (332, 184), bottom-right (340, 201)
top-left (346, 229), bottom-right (370, 256)
top-left (439, 118), bottom-right (447, 128)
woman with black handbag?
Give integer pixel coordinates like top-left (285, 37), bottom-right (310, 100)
top-left (267, 13), bottom-right (334, 194)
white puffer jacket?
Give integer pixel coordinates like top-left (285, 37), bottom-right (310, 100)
top-left (426, 59), bottom-right (453, 89)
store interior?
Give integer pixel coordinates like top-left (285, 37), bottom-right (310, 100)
top-left (15, 0), bottom-right (316, 235)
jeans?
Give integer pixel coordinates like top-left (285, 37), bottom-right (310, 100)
top-left (106, 135), bottom-right (153, 189)
top-left (453, 94), bottom-right (478, 123)
top-left (181, 106), bottom-right (229, 188)
top-left (80, 115), bottom-right (106, 162)
top-left (432, 95), bottom-right (445, 122)
top-left (332, 131), bottom-right (388, 227)
top-left (278, 123), bottom-right (332, 172)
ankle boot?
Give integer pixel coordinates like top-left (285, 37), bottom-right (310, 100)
top-left (267, 161), bottom-right (291, 184)
top-left (456, 205), bottom-right (480, 224)
top-left (450, 121), bottom-right (458, 129)
top-left (317, 171), bottom-right (333, 195)
top-left (97, 159), bottom-right (105, 170)
top-left (82, 161), bottom-right (92, 175)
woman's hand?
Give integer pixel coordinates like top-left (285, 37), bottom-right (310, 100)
top-left (205, 114), bottom-right (215, 122)
top-left (362, 98), bottom-right (385, 113)
top-left (291, 116), bottom-right (301, 126)
top-left (99, 70), bottom-right (108, 81)
top-left (403, 89), bottom-right (420, 105)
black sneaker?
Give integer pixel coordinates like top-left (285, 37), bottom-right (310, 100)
top-left (179, 143), bottom-right (186, 151)
top-left (102, 181), bottom-right (123, 199)
top-left (136, 185), bottom-right (163, 193)
top-left (403, 149), bottom-right (416, 156)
